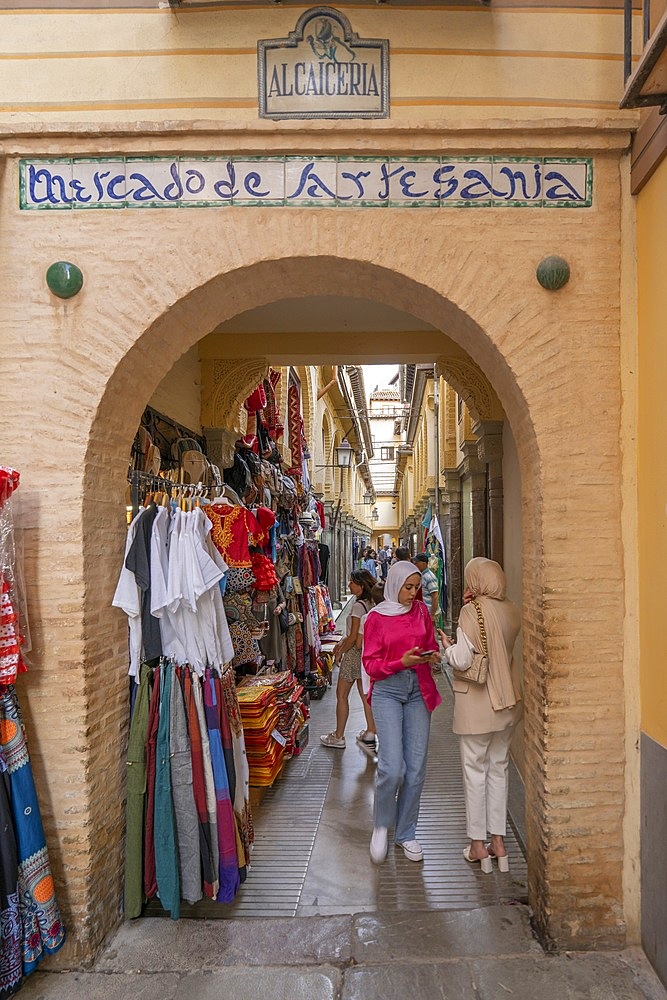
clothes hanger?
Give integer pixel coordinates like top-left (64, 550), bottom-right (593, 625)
top-left (210, 483), bottom-right (241, 506)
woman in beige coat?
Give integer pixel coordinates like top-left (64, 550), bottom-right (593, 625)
top-left (438, 558), bottom-right (521, 874)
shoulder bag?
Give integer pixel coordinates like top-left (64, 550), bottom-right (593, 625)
top-left (453, 600), bottom-right (489, 685)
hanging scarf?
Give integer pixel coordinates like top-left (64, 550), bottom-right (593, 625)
top-left (287, 382), bottom-right (303, 467)
top-left (0, 687), bottom-right (66, 978)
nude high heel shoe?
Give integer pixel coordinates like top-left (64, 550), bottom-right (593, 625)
top-left (487, 847), bottom-right (510, 873)
top-left (463, 846), bottom-right (493, 874)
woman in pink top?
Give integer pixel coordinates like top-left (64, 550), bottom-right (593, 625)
top-left (362, 561), bottom-right (442, 865)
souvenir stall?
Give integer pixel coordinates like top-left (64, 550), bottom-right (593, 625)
top-left (0, 468), bottom-right (66, 997)
top-left (114, 371), bottom-right (337, 918)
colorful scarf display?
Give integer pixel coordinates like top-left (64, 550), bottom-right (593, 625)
top-left (0, 687), bottom-right (65, 995)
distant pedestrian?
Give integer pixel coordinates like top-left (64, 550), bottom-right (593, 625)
top-left (377, 546), bottom-right (388, 581)
top-left (391, 546), bottom-right (410, 564)
top-left (413, 552), bottom-right (439, 626)
top-left (320, 570), bottom-right (379, 750)
top-left (362, 549), bottom-right (379, 579)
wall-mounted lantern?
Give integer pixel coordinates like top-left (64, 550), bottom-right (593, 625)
top-left (335, 439), bottom-right (353, 468)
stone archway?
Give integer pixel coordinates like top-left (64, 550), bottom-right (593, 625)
top-left (81, 252), bottom-right (623, 955)
top-left (4, 193), bottom-right (627, 961)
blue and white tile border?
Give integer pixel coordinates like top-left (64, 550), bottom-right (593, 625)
top-left (19, 155), bottom-right (593, 210)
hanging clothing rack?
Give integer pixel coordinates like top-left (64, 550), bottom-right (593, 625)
top-left (127, 469), bottom-right (243, 513)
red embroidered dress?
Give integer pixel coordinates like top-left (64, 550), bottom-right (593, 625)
top-left (207, 505), bottom-right (261, 568)
top-left (0, 580), bottom-right (26, 686)
top-left (0, 468), bottom-right (27, 686)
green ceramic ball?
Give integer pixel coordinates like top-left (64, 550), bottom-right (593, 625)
top-left (46, 261), bottom-right (84, 299)
top-left (536, 256), bottom-right (570, 291)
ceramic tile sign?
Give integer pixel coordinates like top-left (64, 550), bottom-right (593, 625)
top-left (19, 156), bottom-right (593, 209)
top-left (258, 7), bottom-right (389, 120)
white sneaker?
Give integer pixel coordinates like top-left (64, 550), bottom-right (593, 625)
top-left (370, 826), bottom-right (388, 864)
top-left (320, 732), bottom-right (345, 748)
top-left (396, 839), bottom-right (424, 862)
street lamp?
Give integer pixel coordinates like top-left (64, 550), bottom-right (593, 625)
top-left (328, 440), bottom-right (352, 532)
top-left (363, 491), bottom-right (373, 505)
top-left (335, 439), bottom-right (353, 469)
top-left (371, 507), bottom-right (379, 522)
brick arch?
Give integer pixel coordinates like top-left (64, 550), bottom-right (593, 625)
top-left (207, 358), bottom-right (271, 432)
top-left (49, 229), bottom-right (623, 961)
top-left (321, 409), bottom-right (334, 498)
top-left (79, 254), bottom-right (547, 942)
top-left (435, 355), bottom-right (504, 424)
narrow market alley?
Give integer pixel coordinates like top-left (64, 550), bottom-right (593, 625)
top-left (242, 669), bottom-right (526, 918)
top-left (174, 658), bottom-right (527, 920)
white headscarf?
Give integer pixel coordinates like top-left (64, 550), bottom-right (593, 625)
top-left (367, 561), bottom-right (422, 617)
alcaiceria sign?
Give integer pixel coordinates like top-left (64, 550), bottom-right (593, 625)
top-left (258, 7), bottom-right (389, 120)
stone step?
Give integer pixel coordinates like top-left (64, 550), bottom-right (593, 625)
top-left (23, 907), bottom-right (667, 1000)
top-left (96, 905), bottom-right (539, 973)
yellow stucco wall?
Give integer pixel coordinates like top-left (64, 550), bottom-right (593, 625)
top-left (148, 344), bottom-right (202, 431)
top-left (637, 157), bottom-right (667, 749)
top-left (0, 6), bottom-right (640, 124)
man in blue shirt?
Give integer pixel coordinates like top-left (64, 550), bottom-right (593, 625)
top-left (413, 552), bottom-right (439, 625)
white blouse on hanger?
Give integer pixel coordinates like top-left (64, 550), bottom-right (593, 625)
top-left (115, 502), bottom-right (236, 678)
top-left (150, 505), bottom-right (187, 666)
top-left (112, 507), bottom-right (146, 681)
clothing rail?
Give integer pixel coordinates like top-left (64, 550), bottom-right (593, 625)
top-left (128, 469), bottom-right (207, 513)
top-left (127, 469), bottom-right (243, 514)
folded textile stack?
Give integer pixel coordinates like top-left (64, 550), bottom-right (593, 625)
top-left (275, 677), bottom-right (308, 757)
top-left (320, 633), bottom-right (342, 650)
top-left (236, 683), bottom-right (284, 787)
top-left (239, 672), bottom-right (308, 758)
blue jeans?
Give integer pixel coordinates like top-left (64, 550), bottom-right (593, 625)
top-left (372, 669), bottom-right (431, 842)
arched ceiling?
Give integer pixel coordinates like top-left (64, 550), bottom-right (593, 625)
top-left (200, 294), bottom-right (504, 421)
top-left (212, 295), bottom-right (437, 335)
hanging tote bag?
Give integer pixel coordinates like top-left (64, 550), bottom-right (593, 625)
top-left (453, 600), bottom-right (489, 685)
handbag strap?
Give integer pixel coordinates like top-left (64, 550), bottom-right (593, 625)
top-left (472, 600), bottom-right (488, 656)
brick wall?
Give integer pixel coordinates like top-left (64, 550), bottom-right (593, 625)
top-left (0, 126), bottom-right (631, 959)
